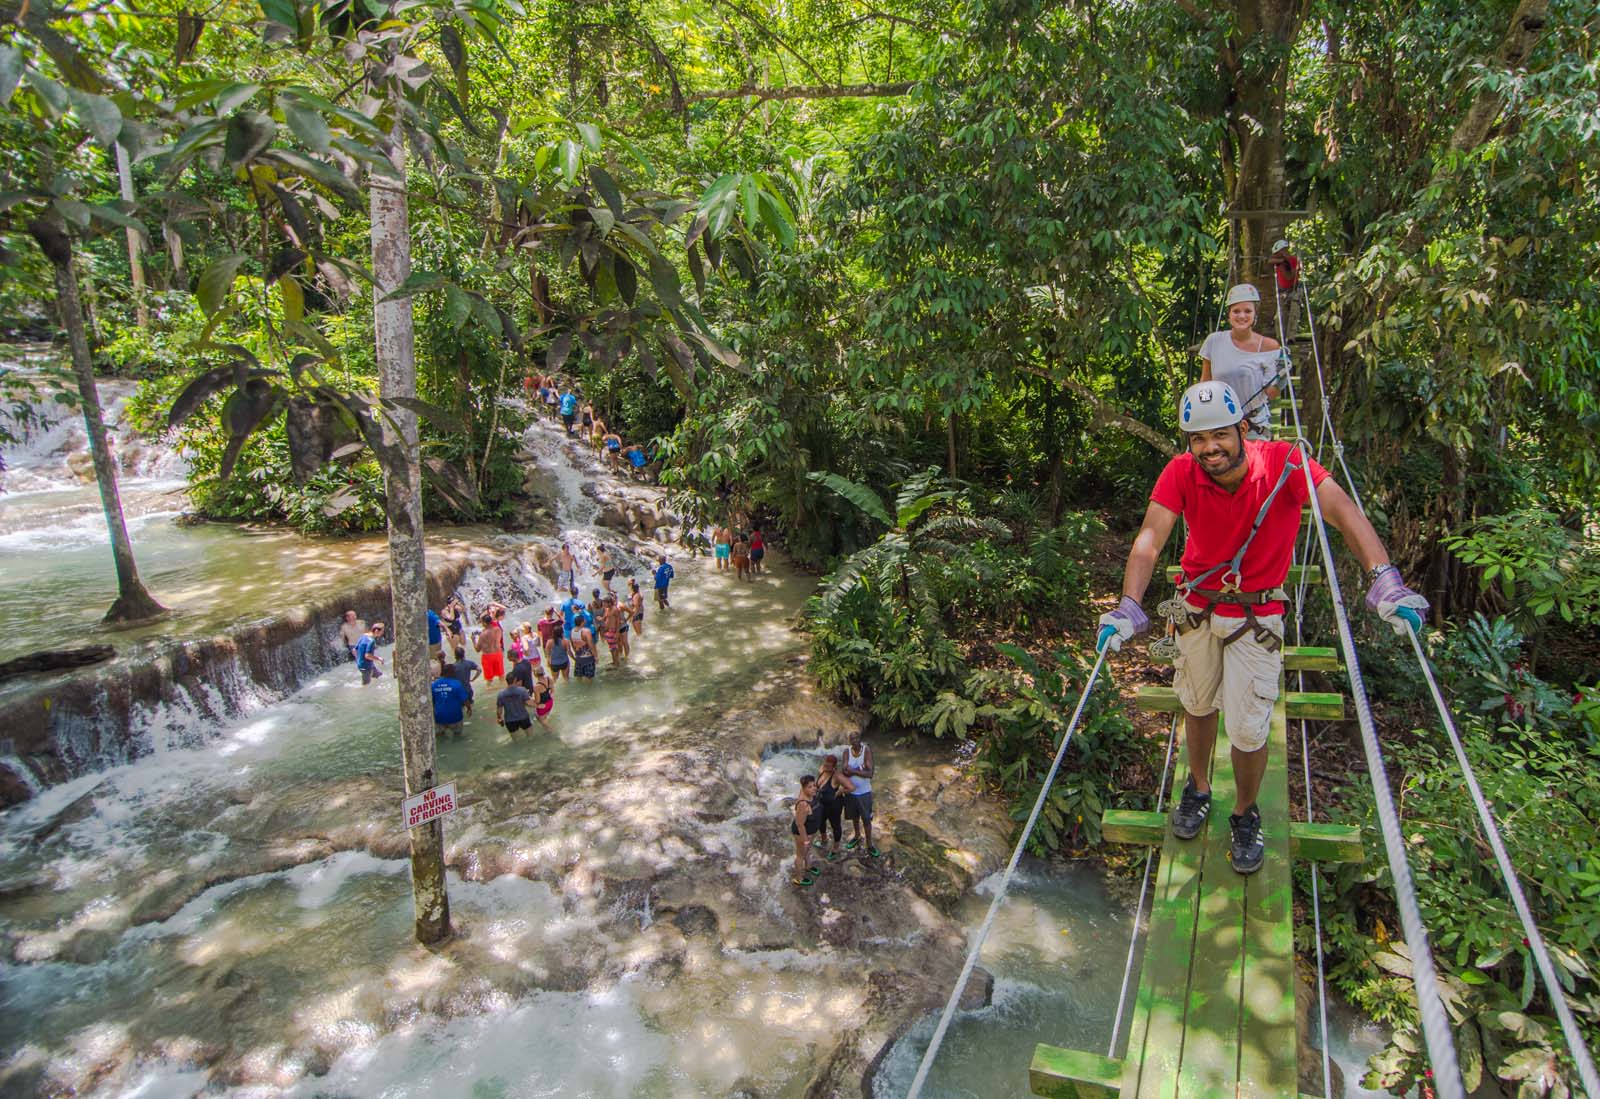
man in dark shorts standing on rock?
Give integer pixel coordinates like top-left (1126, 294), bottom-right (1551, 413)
top-left (496, 672), bottom-right (535, 738)
top-left (842, 729), bottom-right (881, 858)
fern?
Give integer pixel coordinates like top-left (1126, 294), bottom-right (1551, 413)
top-left (806, 470), bottom-right (892, 526)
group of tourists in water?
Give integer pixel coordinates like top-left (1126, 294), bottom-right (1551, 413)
top-left (527, 374), bottom-right (654, 478)
top-left (786, 729), bottom-right (882, 887)
top-left (339, 544), bottom-right (680, 740)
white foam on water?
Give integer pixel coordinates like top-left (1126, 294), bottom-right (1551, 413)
top-left (278, 983), bottom-right (672, 1099)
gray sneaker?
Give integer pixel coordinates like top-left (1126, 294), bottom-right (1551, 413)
top-left (1229, 806), bottom-right (1265, 874)
top-left (1170, 777), bottom-right (1211, 840)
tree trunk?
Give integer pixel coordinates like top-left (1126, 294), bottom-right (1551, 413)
top-left (28, 216), bottom-right (166, 624)
top-left (946, 409), bottom-right (958, 478)
top-left (371, 118), bottom-right (451, 945)
top-left (114, 143), bottom-right (149, 329)
top-left (166, 222), bottom-right (187, 291)
top-left (1224, 0), bottom-right (1302, 299)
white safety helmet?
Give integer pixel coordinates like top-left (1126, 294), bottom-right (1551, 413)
top-left (1224, 283), bottom-right (1260, 308)
top-left (1178, 380), bottom-right (1244, 433)
top-left (1271, 238), bottom-right (1290, 253)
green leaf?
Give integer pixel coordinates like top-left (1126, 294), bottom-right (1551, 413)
top-left (67, 88), bottom-right (121, 145)
top-left (546, 331), bottom-right (573, 371)
top-left (0, 45), bottom-right (21, 106)
top-left (281, 97), bottom-right (331, 153)
top-left (259, 0), bottom-right (297, 30)
top-left (806, 470), bottom-right (892, 526)
top-left (380, 270), bottom-right (449, 302)
top-left (213, 82), bottom-right (261, 114)
top-left (615, 257), bottom-right (637, 305)
top-left (24, 69), bottom-right (69, 120)
top-left (262, 149), bottom-right (360, 200)
top-left (589, 166), bottom-right (624, 219)
top-left (52, 197), bottom-right (92, 230)
top-left (443, 283), bottom-right (471, 330)
top-left (86, 203), bottom-right (148, 238)
top-left (577, 122), bottom-right (601, 152)
top-left (197, 254), bottom-right (248, 315)
top-left (225, 110), bottom-right (277, 166)
top-left (558, 139), bottom-right (580, 185)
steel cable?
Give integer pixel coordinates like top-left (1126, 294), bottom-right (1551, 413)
top-left (1403, 624), bottom-right (1600, 1096)
top-left (905, 646), bottom-right (1111, 1099)
top-left (1106, 714), bottom-right (1181, 1057)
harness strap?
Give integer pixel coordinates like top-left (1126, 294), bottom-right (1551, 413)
top-left (1181, 451), bottom-right (1304, 594)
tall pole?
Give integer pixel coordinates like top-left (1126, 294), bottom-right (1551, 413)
top-left (370, 107), bottom-right (451, 944)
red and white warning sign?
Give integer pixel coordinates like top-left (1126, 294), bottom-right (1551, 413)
top-left (402, 783), bottom-right (459, 829)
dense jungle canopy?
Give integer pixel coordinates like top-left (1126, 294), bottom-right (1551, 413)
top-left (2, 0), bottom-right (1598, 1092)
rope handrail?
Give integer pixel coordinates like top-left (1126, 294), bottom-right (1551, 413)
top-left (1401, 624), bottom-right (1600, 1095)
top-left (1282, 278), bottom-right (1599, 1094)
top-left (1273, 282), bottom-right (1336, 1099)
top-left (904, 646), bottom-right (1111, 1099)
top-left (1105, 714), bottom-right (1180, 1057)
top-left (1290, 432), bottom-right (1467, 1099)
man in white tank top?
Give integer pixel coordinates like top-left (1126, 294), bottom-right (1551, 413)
top-left (842, 729), bottom-right (880, 858)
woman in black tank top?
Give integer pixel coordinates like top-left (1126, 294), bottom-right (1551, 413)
top-left (814, 754), bottom-right (851, 860)
top-left (790, 776), bottom-right (820, 887)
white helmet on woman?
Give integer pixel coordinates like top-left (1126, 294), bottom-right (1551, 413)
top-left (1224, 283), bottom-right (1260, 308)
top-left (1178, 381), bottom-right (1244, 432)
top-left (1271, 238), bottom-right (1290, 253)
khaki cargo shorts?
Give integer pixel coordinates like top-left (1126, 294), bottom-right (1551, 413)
top-left (1173, 612), bottom-right (1284, 752)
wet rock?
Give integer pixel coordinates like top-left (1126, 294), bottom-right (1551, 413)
top-left (0, 645), bottom-right (116, 683)
top-left (56, 928), bottom-right (119, 965)
top-left (1296, 966), bottom-right (1347, 1097)
top-left (670, 904), bottom-right (720, 937)
top-left (596, 503), bottom-right (630, 531)
top-left (958, 965), bottom-right (995, 1010)
top-left (887, 819), bottom-right (972, 914)
top-left (0, 761), bottom-right (38, 809)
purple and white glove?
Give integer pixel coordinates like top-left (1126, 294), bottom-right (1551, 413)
top-left (1366, 566), bottom-right (1429, 635)
top-left (1097, 596), bottom-right (1150, 653)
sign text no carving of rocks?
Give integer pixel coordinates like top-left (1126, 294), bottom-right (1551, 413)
top-left (403, 783), bottom-right (458, 829)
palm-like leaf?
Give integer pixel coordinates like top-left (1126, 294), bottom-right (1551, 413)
top-left (807, 470), bottom-right (892, 526)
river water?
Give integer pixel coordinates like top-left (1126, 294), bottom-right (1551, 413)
top-left (0, 377), bottom-right (1390, 1096)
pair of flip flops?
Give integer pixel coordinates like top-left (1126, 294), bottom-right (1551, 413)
top-left (792, 868), bottom-right (821, 887)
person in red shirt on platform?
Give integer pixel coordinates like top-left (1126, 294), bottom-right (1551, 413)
top-left (1270, 239), bottom-right (1301, 342)
top-left (1096, 380), bottom-right (1426, 875)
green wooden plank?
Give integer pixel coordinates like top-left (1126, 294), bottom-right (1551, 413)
top-left (1101, 809), bottom-right (1165, 846)
top-left (1116, 770), bottom-right (1209, 1097)
top-left (1292, 822), bottom-right (1363, 864)
top-left (1238, 683), bottom-right (1299, 1098)
top-left (1102, 811), bottom-right (1362, 864)
top-left (1136, 686), bottom-right (1344, 721)
top-left (1134, 686), bottom-right (1184, 714)
top-left (1030, 1046), bottom-right (1122, 1099)
top-left (1162, 565), bottom-right (1322, 584)
top-left (1286, 691), bottom-right (1344, 720)
top-left (1174, 714), bottom-right (1245, 1099)
top-left (1282, 645), bottom-right (1341, 672)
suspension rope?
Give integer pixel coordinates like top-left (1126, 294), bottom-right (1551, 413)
top-left (1272, 278), bottom-right (1336, 1099)
top-left (1284, 266), bottom-right (1595, 1093)
top-left (905, 647), bottom-right (1111, 1099)
top-left (1291, 436), bottom-right (1466, 1099)
top-left (1106, 714), bottom-right (1180, 1057)
top-left (1402, 624), bottom-right (1600, 1096)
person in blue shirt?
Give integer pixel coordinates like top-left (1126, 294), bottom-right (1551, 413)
top-left (559, 390), bottom-right (578, 435)
top-left (426, 608), bottom-right (443, 664)
top-left (354, 622), bottom-right (385, 685)
top-left (430, 672), bottom-right (471, 738)
top-left (562, 595), bottom-right (585, 634)
top-left (654, 555), bottom-right (674, 610)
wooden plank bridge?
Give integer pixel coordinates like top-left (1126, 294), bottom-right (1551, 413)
top-left (1030, 433), bottom-right (1364, 1099)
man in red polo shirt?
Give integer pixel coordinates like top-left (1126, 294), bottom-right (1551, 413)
top-left (1096, 380), bottom-right (1425, 874)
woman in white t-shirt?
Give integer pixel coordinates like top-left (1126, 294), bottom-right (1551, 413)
top-left (1200, 283), bottom-right (1281, 439)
